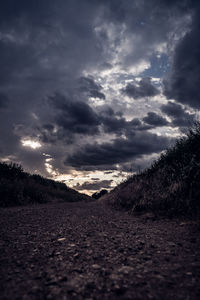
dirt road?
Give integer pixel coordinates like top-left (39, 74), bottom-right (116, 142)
top-left (0, 201), bottom-right (199, 299)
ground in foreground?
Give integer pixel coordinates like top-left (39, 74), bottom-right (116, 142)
top-left (0, 202), bottom-right (199, 299)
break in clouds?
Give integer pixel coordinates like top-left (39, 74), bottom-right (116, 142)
top-left (0, 0), bottom-right (199, 194)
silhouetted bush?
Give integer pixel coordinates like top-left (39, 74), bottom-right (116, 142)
top-left (103, 122), bottom-right (200, 216)
top-left (0, 162), bottom-right (90, 207)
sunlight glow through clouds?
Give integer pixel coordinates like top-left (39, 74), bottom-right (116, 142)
top-left (46, 167), bottom-right (129, 196)
top-left (45, 159), bottom-right (58, 176)
top-left (21, 139), bottom-right (42, 149)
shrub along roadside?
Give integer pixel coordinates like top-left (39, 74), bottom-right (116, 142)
top-left (102, 123), bottom-right (200, 216)
top-left (0, 163), bottom-right (90, 207)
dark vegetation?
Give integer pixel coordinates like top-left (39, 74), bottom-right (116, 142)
top-left (92, 189), bottom-right (108, 199)
top-left (102, 123), bottom-right (200, 216)
top-left (0, 163), bottom-right (90, 207)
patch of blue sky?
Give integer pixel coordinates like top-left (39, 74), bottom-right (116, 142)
top-left (141, 54), bottom-right (170, 78)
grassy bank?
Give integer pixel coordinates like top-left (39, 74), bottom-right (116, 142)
top-left (0, 163), bottom-right (90, 207)
top-left (102, 123), bottom-right (200, 216)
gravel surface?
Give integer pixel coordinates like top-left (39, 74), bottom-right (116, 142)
top-left (0, 201), bottom-right (200, 299)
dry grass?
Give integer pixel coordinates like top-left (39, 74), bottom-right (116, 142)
top-left (0, 163), bottom-right (90, 207)
top-left (102, 123), bottom-right (200, 216)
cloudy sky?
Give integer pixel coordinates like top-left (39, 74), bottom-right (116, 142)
top-left (0, 0), bottom-right (199, 195)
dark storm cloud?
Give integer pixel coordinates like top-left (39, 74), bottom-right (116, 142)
top-left (0, 0), bottom-right (194, 92)
top-left (0, 0), bottom-right (111, 172)
top-left (0, 0), bottom-right (106, 91)
top-left (98, 106), bottom-right (127, 135)
top-left (0, 93), bottom-right (9, 109)
top-left (78, 77), bottom-right (105, 99)
top-left (0, 1), bottom-right (52, 86)
top-left (0, 0), bottom-right (199, 181)
top-left (74, 180), bottom-right (113, 191)
top-left (89, 90), bottom-right (105, 100)
top-left (48, 93), bottom-right (100, 135)
top-left (101, 117), bottom-right (127, 135)
top-left (122, 78), bottom-right (159, 99)
top-left (161, 102), bottom-right (185, 118)
top-left (37, 123), bottom-right (68, 145)
top-left (66, 131), bottom-right (171, 169)
top-left (161, 101), bottom-right (196, 127)
top-left (0, 0), bottom-right (50, 24)
top-left (143, 112), bottom-right (168, 126)
top-left (100, 116), bottom-right (152, 135)
top-left (98, 107), bottom-right (152, 135)
top-left (12, 91), bottom-right (154, 153)
top-left (37, 94), bottom-right (152, 142)
top-left (164, 2), bottom-right (200, 108)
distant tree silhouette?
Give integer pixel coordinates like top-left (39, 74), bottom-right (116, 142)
top-left (92, 189), bottom-right (108, 199)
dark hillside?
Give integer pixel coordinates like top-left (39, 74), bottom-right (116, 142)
top-left (0, 162), bottom-right (91, 207)
top-left (102, 123), bottom-right (200, 216)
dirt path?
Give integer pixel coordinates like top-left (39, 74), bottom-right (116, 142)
top-left (0, 201), bottom-right (199, 299)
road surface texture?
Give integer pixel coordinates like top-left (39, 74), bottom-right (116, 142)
top-left (0, 201), bottom-right (199, 299)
